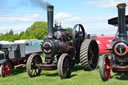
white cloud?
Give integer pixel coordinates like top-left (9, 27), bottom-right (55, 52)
top-left (0, 13), bottom-right (43, 34)
top-left (0, 24), bottom-right (32, 34)
top-left (0, 14), bottom-right (42, 22)
top-left (55, 12), bottom-right (108, 25)
top-left (87, 0), bottom-right (128, 8)
top-left (55, 12), bottom-right (117, 35)
top-left (0, 12), bottom-right (117, 35)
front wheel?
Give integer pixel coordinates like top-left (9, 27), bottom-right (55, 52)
top-left (99, 55), bottom-right (111, 81)
top-left (57, 53), bottom-right (72, 79)
top-left (0, 61), bottom-right (11, 77)
top-left (26, 53), bottom-right (42, 77)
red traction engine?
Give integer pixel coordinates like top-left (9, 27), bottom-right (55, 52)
top-left (95, 35), bottom-right (116, 54)
top-left (26, 5), bottom-right (99, 79)
top-left (99, 3), bottom-right (128, 81)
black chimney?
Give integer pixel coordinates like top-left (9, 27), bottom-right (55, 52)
top-left (117, 3), bottom-right (127, 39)
top-left (47, 5), bottom-right (54, 38)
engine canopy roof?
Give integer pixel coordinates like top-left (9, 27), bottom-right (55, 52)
top-left (108, 15), bottom-right (128, 25)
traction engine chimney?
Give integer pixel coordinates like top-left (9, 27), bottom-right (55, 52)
top-left (117, 3), bottom-right (127, 39)
top-left (47, 5), bottom-right (54, 38)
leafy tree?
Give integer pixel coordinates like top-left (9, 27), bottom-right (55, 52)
top-left (66, 27), bottom-right (72, 32)
top-left (8, 29), bottom-right (14, 35)
top-left (27, 21), bottom-right (48, 40)
top-left (0, 21), bottom-right (71, 42)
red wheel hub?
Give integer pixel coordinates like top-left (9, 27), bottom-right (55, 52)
top-left (104, 57), bottom-right (111, 80)
top-left (1, 62), bottom-right (11, 77)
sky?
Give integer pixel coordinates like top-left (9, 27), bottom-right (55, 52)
top-left (0, 0), bottom-right (128, 35)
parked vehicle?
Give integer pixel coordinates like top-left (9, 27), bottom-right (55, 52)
top-left (0, 39), bottom-right (43, 77)
top-left (99, 3), bottom-right (128, 81)
top-left (95, 35), bottom-right (116, 54)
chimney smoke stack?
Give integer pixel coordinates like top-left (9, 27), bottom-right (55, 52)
top-left (117, 3), bottom-right (127, 39)
top-left (47, 5), bottom-right (54, 38)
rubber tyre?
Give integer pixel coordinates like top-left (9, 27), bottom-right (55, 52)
top-left (99, 55), bottom-right (111, 81)
top-left (80, 39), bottom-right (99, 71)
top-left (26, 53), bottom-right (42, 77)
top-left (58, 53), bottom-right (72, 79)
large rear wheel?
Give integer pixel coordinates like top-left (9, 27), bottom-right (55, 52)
top-left (80, 39), bottom-right (99, 71)
top-left (26, 53), bottom-right (42, 77)
top-left (58, 53), bottom-right (72, 79)
top-left (99, 55), bottom-right (111, 81)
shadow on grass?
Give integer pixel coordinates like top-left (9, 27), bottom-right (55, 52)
top-left (11, 67), bottom-right (26, 76)
top-left (70, 74), bottom-right (77, 78)
top-left (41, 72), bottom-right (77, 79)
top-left (73, 65), bottom-right (83, 72)
top-left (114, 72), bottom-right (128, 80)
top-left (41, 72), bottom-right (58, 77)
top-left (39, 65), bottom-right (81, 78)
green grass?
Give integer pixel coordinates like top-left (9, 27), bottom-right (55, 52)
top-left (1, 66), bottom-right (128, 85)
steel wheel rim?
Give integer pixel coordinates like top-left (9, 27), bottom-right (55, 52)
top-left (88, 47), bottom-right (94, 65)
top-left (63, 57), bottom-right (70, 77)
top-left (104, 56), bottom-right (111, 80)
top-left (2, 62), bottom-right (11, 77)
top-left (88, 45), bottom-right (96, 68)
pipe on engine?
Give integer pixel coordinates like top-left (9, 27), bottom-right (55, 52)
top-left (117, 3), bottom-right (127, 39)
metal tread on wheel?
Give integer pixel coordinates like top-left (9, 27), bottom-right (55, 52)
top-left (80, 39), bottom-right (99, 71)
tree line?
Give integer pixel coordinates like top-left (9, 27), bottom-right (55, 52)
top-left (0, 21), bottom-right (72, 41)
top-left (0, 22), bottom-right (48, 41)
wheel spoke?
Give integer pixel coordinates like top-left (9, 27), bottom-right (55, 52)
top-left (1, 62), bottom-right (11, 77)
top-left (2, 69), bottom-right (5, 76)
top-left (31, 69), bottom-right (34, 74)
top-left (88, 45), bottom-right (95, 66)
top-left (27, 55), bottom-right (42, 77)
top-left (104, 56), bottom-right (111, 80)
top-left (72, 24), bottom-right (85, 47)
top-left (34, 69), bottom-right (37, 75)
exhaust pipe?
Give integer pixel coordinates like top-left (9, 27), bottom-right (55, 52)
top-left (47, 5), bottom-right (54, 38)
top-left (117, 3), bottom-right (127, 39)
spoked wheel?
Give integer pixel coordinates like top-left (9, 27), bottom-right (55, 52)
top-left (26, 53), bottom-right (42, 77)
top-left (80, 39), bottom-right (99, 71)
top-left (99, 55), bottom-right (111, 81)
top-left (58, 53), bottom-right (72, 79)
top-left (0, 62), bottom-right (11, 77)
top-left (72, 24), bottom-right (85, 46)
top-left (72, 24), bottom-right (86, 64)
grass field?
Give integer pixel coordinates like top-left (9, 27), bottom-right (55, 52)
top-left (1, 66), bottom-right (128, 85)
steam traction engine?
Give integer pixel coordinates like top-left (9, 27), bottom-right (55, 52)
top-left (99, 3), bottom-right (128, 81)
top-left (26, 5), bottom-right (99, 79)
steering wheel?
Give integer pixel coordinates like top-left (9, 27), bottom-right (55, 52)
top-left (72, 24), bottom-right (85, 46)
